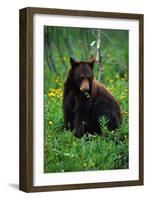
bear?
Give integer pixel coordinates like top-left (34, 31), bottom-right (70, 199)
top-left (62, 57), bottom-right (122, 138)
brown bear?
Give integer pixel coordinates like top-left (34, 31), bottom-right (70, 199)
top-left (63, 57), bottom-right (121, 138)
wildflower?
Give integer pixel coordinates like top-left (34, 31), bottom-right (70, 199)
top-left (50, 88), bottom-right (56, 92)
top-left (120, 95), bottom-right (125, 100)
top-left (124, 135), bottom-right (128, 141)
top-left (48, 121), bottom-right (53, 125)
top-left (53, 78), bottom-right (59, 83)
top-left (48, 92), bottom-right (55, 97)
top-left (107, 87), bottom-right (112, 92)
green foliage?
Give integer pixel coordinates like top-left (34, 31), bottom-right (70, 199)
top-left (99, 115), bottom-right (109, 136)
top-left (44, 129), bottom-right (128, 172)
top-left (44, 27), bottom-right (129, 173)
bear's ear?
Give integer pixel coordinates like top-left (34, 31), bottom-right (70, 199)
top-left (89, 57), bottom-right (95, 69)
top-left (70, 57), bottom-right (78, 68)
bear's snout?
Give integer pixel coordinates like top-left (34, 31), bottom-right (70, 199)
top-left (80, 79), bottom-right (89, 92)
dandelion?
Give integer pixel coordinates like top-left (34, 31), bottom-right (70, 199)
top-left (53, 78), bottom-right (60, 83)
top-left (120, 95), bottom-right (125, 100)
top-left (84, 163), bottom-right (87, 167)
top-left (48, 121), bottom-right (53, 125)
top-left (107, 87), bottom-right (113, 92)
top-left (50, 88), bottom-right (56, 92)
top-left (48, 92), bottom-right (55, 97)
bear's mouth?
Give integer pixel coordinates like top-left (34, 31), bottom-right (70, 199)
top-left (83, 91), bottom-right (90, 98)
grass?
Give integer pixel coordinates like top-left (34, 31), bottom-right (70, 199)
top-left (44, 28), bottom-right (129, 173)
top-left (44, 68), bottom-right (128, 173)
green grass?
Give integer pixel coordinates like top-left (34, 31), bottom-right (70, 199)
top-left (44, 69), bottom-right (128, 173)
top-left (44, 27), bottom-right (129, 173)
top-left (44, 130), bottom-right (128, 172)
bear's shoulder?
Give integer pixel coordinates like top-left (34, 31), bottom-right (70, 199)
top-left (91, 79), bottom-right (108, 96)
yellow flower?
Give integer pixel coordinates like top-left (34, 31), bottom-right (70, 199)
top-left (48, 92), bottom-right (55, 97)
top-left (84, 163), bottom-right (87, 167)
top-left (50, 88), bottom-right (55, 92)
top-left (107, 87), bottom-right (112, 92)
top-left (52, 79), bottom-right (60, 83)
top-left (48, 121), bottom-right (53, 125)
top-left (47, 87), bottom-right (63, 98)
top-left (120, 95), bottom-right (125, 100)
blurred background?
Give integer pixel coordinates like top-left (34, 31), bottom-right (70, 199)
top-left (44, 26), bottom-right (128, 92)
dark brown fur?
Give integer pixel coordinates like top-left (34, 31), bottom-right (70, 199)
top-left (63, 57), bottom-right (121, 138)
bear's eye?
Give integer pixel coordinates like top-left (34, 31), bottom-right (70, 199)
top-left (80, 75), bottom-right (84, 81)
top-left (86, 76), bottom-right (91, 81)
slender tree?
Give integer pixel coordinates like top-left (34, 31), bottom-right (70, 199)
top-left (44, 27), bottom-right (59, 73)
top-left (55, 28), bottom-right (67, 69)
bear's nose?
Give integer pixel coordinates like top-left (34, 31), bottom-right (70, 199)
top-left (82, 88), bottom-right (89, 93)
top-left (80, 79), bottom-right (89, 92)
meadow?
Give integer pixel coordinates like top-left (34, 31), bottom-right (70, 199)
top-left (44, 27), bottom-right (129, 173)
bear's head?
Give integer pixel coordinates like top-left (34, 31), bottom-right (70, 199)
top-left (70, 57), bottom-right (95, 97)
